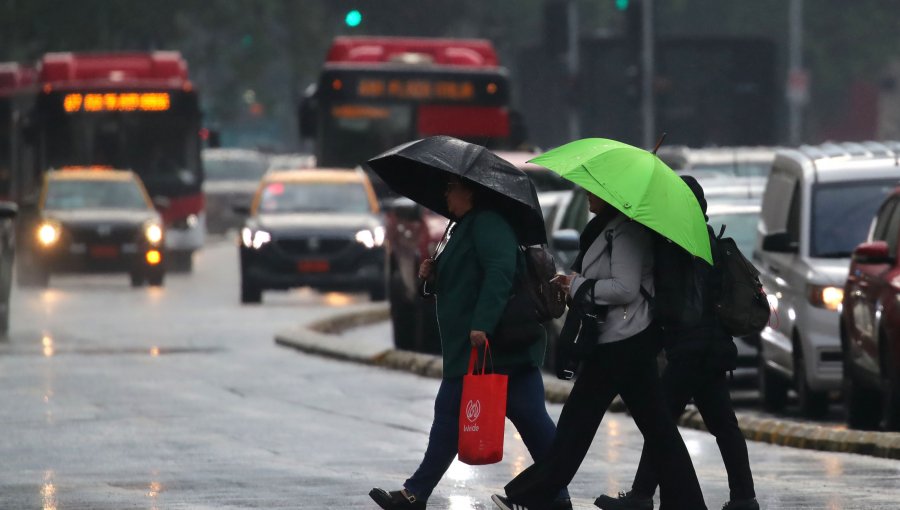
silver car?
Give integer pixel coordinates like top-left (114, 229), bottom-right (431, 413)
top-left (755, 141), bottom-right (900, 417)
top-left (202, 149), bottom-right (269, 234)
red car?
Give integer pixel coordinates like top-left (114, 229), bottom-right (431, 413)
top-left (841, 190), bottom-right (900, 431)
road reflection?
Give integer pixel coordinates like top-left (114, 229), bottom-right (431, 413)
top-left (41, 471), bottom-right (57, 510)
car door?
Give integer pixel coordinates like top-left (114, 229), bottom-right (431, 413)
top-left (757, 172), bottom-right (802, 373)
top-left (847, 197), bottom-right (897, 377)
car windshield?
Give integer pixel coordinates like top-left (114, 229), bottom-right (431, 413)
top-left (203, 155), bottom-right (268, 181)
top-left (812, 179), bottom-right (896, 258)
top-left (257, 182), bottom-right (371, 214)
top-left (707, 211), bottom-right (759, 255)
top-left (44, 179), bottom-right (148, 210)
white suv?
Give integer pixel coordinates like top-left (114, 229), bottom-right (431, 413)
top-left (755, 142), bottom-right (900, 417)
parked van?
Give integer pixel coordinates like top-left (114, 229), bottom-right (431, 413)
top-left (755, 142), bottom-right (900, 417)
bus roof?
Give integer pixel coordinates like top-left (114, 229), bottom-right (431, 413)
top-left (326, 37), bottom-right (499, 68)
top-left (38, 52), bottom-right (190, 89)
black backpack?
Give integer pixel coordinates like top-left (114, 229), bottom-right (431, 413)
top-left (646, 230), bottom-right (713, 331)
top-left (493, 245), bottom-right (567, 348)
top-left (711, 226), bottom-right (770, 337)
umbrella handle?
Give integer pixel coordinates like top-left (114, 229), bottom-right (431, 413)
top-left (431, 221), bottom-right (455, 259)
top-left (651, 132), bottom-right (668, 155)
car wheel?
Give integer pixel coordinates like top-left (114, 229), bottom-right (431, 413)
top-left (758, 350), bottom-right (788, 412)
top-left (389, 269), bottom-right (414, 350)
top-left (369, 282), bottom-right (387, 302)
top-left (843, 356), bottom-right (881, 430)
top-left (241, 278), bottom-right (262, 304)
top-left (795, 344), bottom-right (829, 418)
top-left (130, 271), bottom-right (145, 288)
top-left (880, 341), bottom-right (900, 431)
top-left (147, 271), bottom-right (165, 287)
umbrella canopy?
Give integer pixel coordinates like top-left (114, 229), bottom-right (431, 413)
top-left (529, 138), bottom-right (713, 264)
top-left (367, 136), bottom-right (547, 245)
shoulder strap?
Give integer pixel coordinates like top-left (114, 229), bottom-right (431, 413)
top-left (717, 224), bottom-right (726, 239)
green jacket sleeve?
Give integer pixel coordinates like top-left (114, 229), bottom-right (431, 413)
top-left (470, 211), bottom-right (517, 334)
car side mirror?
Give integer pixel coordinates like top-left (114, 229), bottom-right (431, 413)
top-left (232, 204), bottom-right (251, 216)
top-left (762, 232), bottom-right (798, 254)
top-left (552, 229), bottom-right (581, 252)
top-left (0, 201), bottom-right (17, 220)
top-left (382, 197), bottom-right (420, 221)
top-left (852, 241), bottom-right (894, 265)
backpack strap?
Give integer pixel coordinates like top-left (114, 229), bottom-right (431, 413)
top-left (717, 224), bottom-right (726, 240)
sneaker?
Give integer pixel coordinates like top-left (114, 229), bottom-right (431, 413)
top-left (594, 491), bottom-right (654, 510)
top-left (722, 498), bottom-right (759, 510)
top-left (369, 488), bottom-right (425, 510)
top-left (492, 494), bottom-right (530, 510)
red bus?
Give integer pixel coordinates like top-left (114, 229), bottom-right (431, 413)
top-left (0, 62), bottom-right (35, 201)
top-left (11, 52), bottom-right (204, 270)
top-left (301, 37), bottom-right (516, 169)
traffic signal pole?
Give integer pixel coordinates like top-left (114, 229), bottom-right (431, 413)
top-left (640, 0), bottom-right (655, 150)
top-left (567, 0), bottom-right (580, 141)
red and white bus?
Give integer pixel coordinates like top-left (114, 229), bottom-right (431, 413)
top-left (301, 37), bottom-right (517, 169)
top-left (0, 62), bottom-right (35, 202)
top-left (10, 52), bottom-right (204, 270)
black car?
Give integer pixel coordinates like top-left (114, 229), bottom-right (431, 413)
top-left (238, 169), bottom-right (386, 303)
top-left (17, 169), bottom-right (166, 288)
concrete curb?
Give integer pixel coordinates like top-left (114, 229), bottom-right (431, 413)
top-left (277, 308), bottom-right (900, 460)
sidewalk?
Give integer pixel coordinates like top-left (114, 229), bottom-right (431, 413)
top-left (275, 305), bottom-right (900, 460)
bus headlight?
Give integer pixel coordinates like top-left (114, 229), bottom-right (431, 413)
top-left (36, 221), bottom-right (61, 247)
top-left (144, 222), bottom-right (164, 245)
top-left (241, 228), bottom-right (271, 249)
top-left (355, 227), bottom-right (385, 249)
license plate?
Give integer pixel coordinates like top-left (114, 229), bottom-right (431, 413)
top-left (89, 245), bottom-right (119, 258)
top-left (298, 260), bottom-right (329, 273)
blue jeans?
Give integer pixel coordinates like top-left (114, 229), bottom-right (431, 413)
top-left (404, 366), bottom-right (569, 502)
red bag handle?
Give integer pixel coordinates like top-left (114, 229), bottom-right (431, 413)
top-left (467, 340), bottom-right (494, 375)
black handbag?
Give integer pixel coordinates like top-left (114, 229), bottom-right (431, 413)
top-left (554, 279), bottom-right (608, 380)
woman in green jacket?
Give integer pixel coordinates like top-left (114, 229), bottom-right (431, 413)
top-left (370, 177), bottom-right (570, 510)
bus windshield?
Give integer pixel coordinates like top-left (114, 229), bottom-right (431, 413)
top-left (321, 104), bottom-right (414, 169)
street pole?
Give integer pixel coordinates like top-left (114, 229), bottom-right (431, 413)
top-left (567, 0), bottom-right (580, 141)
top-left (641, 0), bottom-right (655, 150)
top-left (787, 0), bottom-right (805, 145)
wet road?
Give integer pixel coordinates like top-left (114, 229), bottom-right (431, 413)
top-left (1, 240), bottom-right (898, 509)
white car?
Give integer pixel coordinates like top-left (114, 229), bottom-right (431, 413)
top-left (755, 141), bottom-right (900, 417)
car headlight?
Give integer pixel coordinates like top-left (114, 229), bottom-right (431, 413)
top-left (36, 221), bottom-right (61, 247)
top-left (242, 228), bottom-right (271, 249)
top-left (144, 222), bottom-right (164, 245)
top-left (808, 284), bottom-right (844, 312)
top-left (355, 227), bottom-right (385, 249)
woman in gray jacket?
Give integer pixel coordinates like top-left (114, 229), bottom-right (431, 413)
top-left (493, 191), bottom-right (706, 510)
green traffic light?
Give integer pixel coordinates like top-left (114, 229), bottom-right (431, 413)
top-left (345, 9), bottom-right (362, 27)
top-left (615, 0), bottom-right (629, 10)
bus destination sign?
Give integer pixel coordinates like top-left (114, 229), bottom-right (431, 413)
top-left (351, 78), bottom-right (496, 102)
top-left (62, 93), bottom-right (171, 113)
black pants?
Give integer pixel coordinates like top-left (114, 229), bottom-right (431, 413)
top-left (504, 330), bottom-right (706, 510)
top-left (632, 351), bottom-right (755, 505)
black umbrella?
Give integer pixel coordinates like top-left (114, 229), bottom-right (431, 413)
top-left (367, 136), bottom-right (547, 246)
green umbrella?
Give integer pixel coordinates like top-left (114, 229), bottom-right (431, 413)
top-left (529, 138), bottom-right (713, 264)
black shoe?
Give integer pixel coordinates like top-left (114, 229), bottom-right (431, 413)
top-left (551, 498), bottom-right (573, 510)
top-left (594, 491), bottom-right (654, 510)
top-left (492, 494), bottom-right (530, 510)
top-left (369, 488), bottom-right (425, 509)
top-left (722, 498), bottom-right (759, 510)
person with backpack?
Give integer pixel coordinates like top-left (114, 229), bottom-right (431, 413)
top-left (595, 176), bottom-right (759, 510)
top-left (370, 177), bottom-right (571, 510)
top-left (492, 190), bottom-right (707, 510)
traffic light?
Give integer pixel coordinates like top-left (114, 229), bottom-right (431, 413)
top-left (615, 0), bottom-right (630, 10)
top-left (344, 9), bottom-right (362, 27)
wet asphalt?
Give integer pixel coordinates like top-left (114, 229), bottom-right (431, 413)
top-left (0, 239), bottom-right (898, 509)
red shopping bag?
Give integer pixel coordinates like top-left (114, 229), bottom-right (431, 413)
top-left (458, 342), bottom-right (508, 465)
